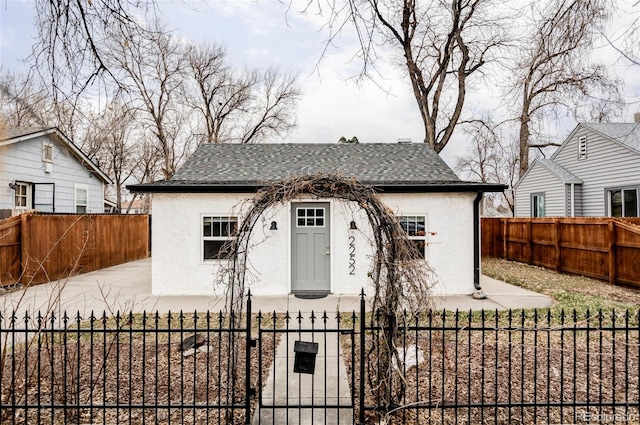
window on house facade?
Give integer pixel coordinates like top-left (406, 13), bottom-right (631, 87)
top-left (399, 215), bottom-right (426, 259)
top-left (42, 142), bottom-right (54, 162)
top-left (296, 207), bottom-right (325, 227)
top-left (531, 193), bottom-right (545, 217)
top-left (14, 182), bottom-right (31, 209)
top-left (609, 188), bottom-right (638, 217)
top-left (578, 136), bottom-right (587, 160)
top-left (203, 216), bottom-right (238, 260)
top-left (74, 184), bottom-right (88, 213)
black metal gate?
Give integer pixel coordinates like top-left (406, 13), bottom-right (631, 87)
top-left (252, 308), bottom-right (358, 425)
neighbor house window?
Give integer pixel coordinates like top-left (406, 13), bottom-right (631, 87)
top-left (14, 182), bottom-right (31, 209)
top-left (608, 188), bottom-right (638, 217)
top-left (578, 136), bottom-right (587, 160)
top-left (203, 216), bottom-right (238, 260)
top-left (531, 193), bottom-right (545, 217)
top-left (74, 184), bottom-right (88, 213)
top-left (42, 142), bottom-right (54, 162)
top-left (399, 215), bottom-right (426, 259)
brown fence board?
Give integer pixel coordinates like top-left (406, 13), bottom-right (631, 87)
top-left (482, 217), bottom-right (640, 289)
top-left (4, 213), bottom-right (149, 286)
top-left (0, 215), bottom-right (22, 286)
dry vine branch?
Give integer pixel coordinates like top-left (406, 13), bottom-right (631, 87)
top-left (214, 174), bottom-right (438, 408)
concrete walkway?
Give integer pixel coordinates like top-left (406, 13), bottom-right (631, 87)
top-left (0, 257), bottom-right (553, 316)
top-left (0, 258), bottom-right (553, 425)
top-left (252, 315), bottom-right (354, 425)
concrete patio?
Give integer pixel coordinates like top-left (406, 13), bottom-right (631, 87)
top-left (0, 257), bottom-right (553, 316)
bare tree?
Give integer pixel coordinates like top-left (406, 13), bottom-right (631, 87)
top-left (512, 0), bottom-right (622, 177)
top-left (0, 70), bottom-right (50, 128)
top-left (185, 43), bottom-right (244, 144)
top-left (85, 97), bottom-right (139, 210)
top-left (185, 43), bottom-right (300, 145)
top-left (105, 20), bottom-right (193, 180)
top-left (456, 119), bottom-right (518, 213)
top-left (305, 0), bottom-right (506, 153)
top-left (0, 69), bottom-right (87, 142)
top-left (31, 0), bottom-right (156, 100)
top-left (602, 1), bottom-right (640, 67)
top-left (239, 68), bottom-right (300, 144)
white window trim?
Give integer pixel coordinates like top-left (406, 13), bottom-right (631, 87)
top-left (577, 136), bottom-right (587, 160)
top-left (202, 215), bottom-right (238, 262)
top-left (42, 141), bottom-right (54, 163)
top-left (14, 182), bottom-right (32, 209)
top-left (531, 192), bottom-right (545, 217)
top-left (606, 186), bottom-right (639, 218)
top-left (74, 183), bottom-right (89, 213)
top-left (398, 214), bottom-right (428, 260)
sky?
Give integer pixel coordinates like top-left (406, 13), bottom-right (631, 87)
top-left (1, 0), bottom-right (639, 170)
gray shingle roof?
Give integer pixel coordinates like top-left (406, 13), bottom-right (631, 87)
top-left (537, 159), bottom-right (582, 184)
top-left (170, 143), bottom-right (461, 185)
top-left (0, 127), bottom-right (51, 141)
top-left (581, 123), bottom-right (640, 153)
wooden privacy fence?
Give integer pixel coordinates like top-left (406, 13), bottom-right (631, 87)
top-left (0, 212), bottom-right (149, 287)
top-left (482, 217), bottom-right (640, 288)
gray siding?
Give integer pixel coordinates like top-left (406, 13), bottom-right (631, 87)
top-left (553, 127), bottom-right (640, 216)
top-left (514, 163), bottom-right (566, 217)
top-left (0, 134), bottom-right (105, 213)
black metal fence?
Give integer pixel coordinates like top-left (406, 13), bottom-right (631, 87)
top-left (1, 296), bottom-right (639, 424)
top-left (0, 299), bottom-right (258, 425)
top-left (354, 307), bottom-right (640, 424)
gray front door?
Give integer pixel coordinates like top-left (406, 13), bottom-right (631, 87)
top-left (291, 203), bottom-right (330, 292)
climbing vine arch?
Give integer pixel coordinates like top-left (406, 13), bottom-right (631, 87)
top-left (216, 174), bottom-right (436, 317)
top-left (215, 174), bottom-right (438, 409)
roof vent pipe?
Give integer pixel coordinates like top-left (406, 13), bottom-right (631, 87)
top-left (397, 138), bottom-right (412, 144)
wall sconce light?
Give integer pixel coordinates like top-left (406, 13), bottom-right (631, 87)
top-left (8, 181), bottom-right (17, 190)
top-left (270, 221), bottom-right (278, 230)
top-left (350, 220), bottom-right (358, 230)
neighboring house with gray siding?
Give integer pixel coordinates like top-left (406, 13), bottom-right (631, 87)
top-left (0, 127), bottom-right (112, 217)
top-left (515, 122), bottom-right (640, 217)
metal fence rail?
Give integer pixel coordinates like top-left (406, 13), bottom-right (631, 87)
top-left (353, 307), bottom-right (640, 424)
top-left (1, 296), bottom-right (639, 424)
top-left (0, 300), bottom-right (255, 425)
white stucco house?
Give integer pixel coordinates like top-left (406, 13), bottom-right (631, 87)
top-left (0, 127), bottom-right (112, 217)
top-left (128, 143), bottom-right (504, 297)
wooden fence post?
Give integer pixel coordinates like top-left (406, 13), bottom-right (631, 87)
top-left (528, 220), bottom-right (533, 264)
top-left (555, 219), bottom-right (561, 273)
top-left (608, 220), bottom-right (616, 285)
top-left (20, 213), bottom-right (29, 284)
top-left (502, 218), bottom-right (507, 259)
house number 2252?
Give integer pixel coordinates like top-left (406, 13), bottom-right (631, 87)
top-left (348, 236), bottom-right (356, 275)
